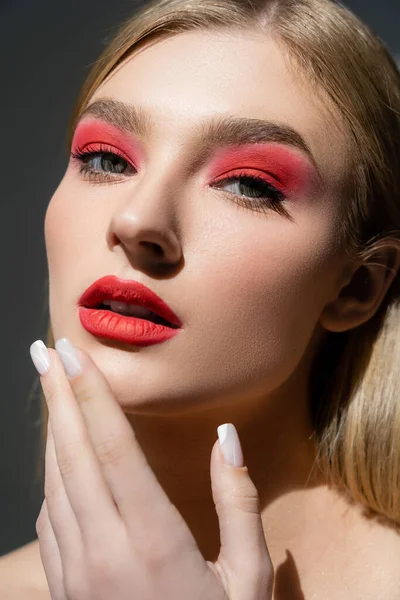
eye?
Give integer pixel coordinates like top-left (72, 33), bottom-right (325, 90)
top-left (212, 172), bottom-right (289, 217)
top-left (89, 153), bottom-right (126, 174)
top-left (70, 143), bottom-right (137, 182)
top-left (216, 175), bottom-right (283, 200)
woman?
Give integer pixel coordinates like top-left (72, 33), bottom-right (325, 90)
top-left (2, 0), bottom-right (400, 597)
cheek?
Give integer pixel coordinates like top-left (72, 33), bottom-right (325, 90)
top-left (45, 177), bottom-right (97, 268)
top-left (45, 189), bottom-right (67, 275)
top-left (44, 178), bottom-right (98, 300)
top-left (189, 215), bottom-right (339, 384)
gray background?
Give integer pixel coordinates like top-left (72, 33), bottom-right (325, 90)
top-left (0, 0), bottom-right (398, 557)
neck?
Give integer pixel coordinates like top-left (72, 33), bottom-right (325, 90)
top-left (125, 363), bottom-right (321, 562)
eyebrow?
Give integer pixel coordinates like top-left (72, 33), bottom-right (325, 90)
top-left (75, 97), bottom-right (322, 179)
top-left (76, 98), bottom-right (153, 138)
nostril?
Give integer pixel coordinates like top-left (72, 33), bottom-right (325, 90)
top-left (140, 241), bottom-right (164, 256)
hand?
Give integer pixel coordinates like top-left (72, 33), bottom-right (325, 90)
top-left (30, 337), bottom-right (274, 600)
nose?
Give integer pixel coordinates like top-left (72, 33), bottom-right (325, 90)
top-left (107, 176), bottom-right (184, 275)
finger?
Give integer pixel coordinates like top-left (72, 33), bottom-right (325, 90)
top-left (30, 340), bottom-right (121, 546)
top-left (36, 498), bottom-right (68, 600)
top-left (44, 417), bottom-right (82, 567)
top-left (54, 338), bottom-right (189, 545)
top-left (211, 423), bottom-right (274, 600)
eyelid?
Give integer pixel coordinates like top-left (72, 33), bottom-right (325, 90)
top-left (203, 144), bottom-right (317, 198)
top-left (71, 119), bottom-right (145, 165)
top-left (213, 168), bottom-right (285, 195)
top-left (71, 142), bottom-right (133, 165)
top-left (212, 167), bottom-right (283, 187)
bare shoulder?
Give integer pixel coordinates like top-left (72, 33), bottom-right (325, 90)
top-left (328, 501), bottom-right (400, 600)
top-left (0, 539), bottom-right (50, 599)
top-left (273, 486), bottom-right (400, 600)
top-left (356, 515), bottom-right (400, 600)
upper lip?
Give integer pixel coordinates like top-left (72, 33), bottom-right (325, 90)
top-left (78, 275), bottom-right (182, 327)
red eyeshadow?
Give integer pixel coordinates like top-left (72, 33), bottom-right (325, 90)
top-left (205, 143), bottom-right (319, 196)
top-left (71, 119), bottom-right (144, 166)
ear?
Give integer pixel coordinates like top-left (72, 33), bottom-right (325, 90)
top-left (320, 246), bottom-right (400, 333)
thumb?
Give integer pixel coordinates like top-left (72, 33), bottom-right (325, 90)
top-left (210, 423), bottom-right (274, 600)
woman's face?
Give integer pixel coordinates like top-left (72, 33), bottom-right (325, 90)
top-left (45, 30), bottom-right (350, 413)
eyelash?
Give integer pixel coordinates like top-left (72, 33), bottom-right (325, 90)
top-left (69, 145), bottom-right (288, 216)
top-left (70, 144), bottom-right (134, 182)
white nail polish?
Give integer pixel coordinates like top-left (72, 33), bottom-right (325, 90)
top-left (217, 423), bottom-right (244, 467)
top-left (55, 337), bottom-right (82, 379)
top-left (30, 340), bottom-right (50, 375)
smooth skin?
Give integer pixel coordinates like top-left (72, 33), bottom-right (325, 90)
top-left (7, 29), bottom-right (400, 599)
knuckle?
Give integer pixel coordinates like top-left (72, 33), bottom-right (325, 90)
top-left (56, 440), bottom-right (80, 479)
top-left (139, 521), bottom-right (186, 569)
top-left (253, 562), bottom-right (275, 597)
top-left (75, 382), bottom-right (93, 406)
top-left (229, 482), bottom-right (261, 514)
top-left (93, 431), bottom-right (132, 467)
top-left (63, 572), bottom-right (87, 600)
top-left (249, 554), bottom-right (274, 580)
top-left (44, 385), bottom-right (61, 407)
top-left (88, 551), bottom-right (112, 575)
top-left (141, 538), bottom-right (175, 569)
top-left (86, 548), bottom-right (121, 588)
top-left (236, 554), bottom-right (274, 594)
top-left (35, 502), bottom-right (47, 536)
top-left (44, 474), bottom-right (60, 502)
top-left (35, 521), bottom-right (43, 538)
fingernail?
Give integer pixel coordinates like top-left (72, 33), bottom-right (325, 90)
top-left (217, 423), bottom-right (244, 467)
top-left (30, 340), bottom-right (51, 375)
top-left (55, 337), bottom-right (82, 379)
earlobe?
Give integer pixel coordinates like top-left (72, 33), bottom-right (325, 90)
top-left (320, 248), bottom-right (400, 333)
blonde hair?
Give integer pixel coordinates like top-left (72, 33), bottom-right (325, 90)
top-left (34, 0), bottom-right (400, 526)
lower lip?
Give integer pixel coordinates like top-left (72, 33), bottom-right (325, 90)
top-left (78, 307), bottom-right (181, 346)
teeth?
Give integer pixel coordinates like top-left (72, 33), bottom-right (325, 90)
top-left (102, 300), bottom-right (155, 319)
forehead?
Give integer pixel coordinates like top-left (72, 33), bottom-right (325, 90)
top-left (91, 30), bottom-right (348, 190)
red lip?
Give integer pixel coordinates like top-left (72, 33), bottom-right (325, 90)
top-left (77, 275), bottom-right (182, 347)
